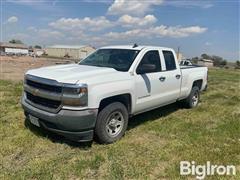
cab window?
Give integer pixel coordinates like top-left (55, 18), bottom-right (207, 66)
top-left (136, 50), bottom-right (161, 74)
top-left (163, 51), bottom-right (176, 70)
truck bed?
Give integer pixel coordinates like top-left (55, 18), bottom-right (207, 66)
top-left (179, 64), bottom-right (208, 99)
top-left (180, 64), bottom-right (204, 69)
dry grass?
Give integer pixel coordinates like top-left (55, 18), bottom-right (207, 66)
top-left (0, 56), bottom-right (74, 81)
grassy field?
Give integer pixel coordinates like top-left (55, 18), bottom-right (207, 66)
top-left (1, 68), bottom-right (240, 179)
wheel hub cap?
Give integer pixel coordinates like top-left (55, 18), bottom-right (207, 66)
top-left (106, 111), bottom-right (124, 137)
top-left (192, 92), bottom-right (198, 106)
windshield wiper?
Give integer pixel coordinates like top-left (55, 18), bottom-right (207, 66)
top-left (79, 63), bottom-right (123, 71)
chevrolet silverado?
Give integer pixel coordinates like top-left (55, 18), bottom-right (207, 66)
top-left (22, 45), bottom-right (208, 144)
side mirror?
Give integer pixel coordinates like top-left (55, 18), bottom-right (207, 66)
top-left (137, 64), bottom-right (156, 74)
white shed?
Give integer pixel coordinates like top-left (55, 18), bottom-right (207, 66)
top-left (198, 59), bottom-right (214, 67)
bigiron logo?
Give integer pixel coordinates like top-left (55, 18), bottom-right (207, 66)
top-left (180, 161), bottom-right (236, 179)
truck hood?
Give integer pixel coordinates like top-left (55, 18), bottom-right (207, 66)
top-left (26, 64), bottom-right (121, 84)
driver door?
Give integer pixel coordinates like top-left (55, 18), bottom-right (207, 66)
top-left (134, 50), bottom-right (164, 113)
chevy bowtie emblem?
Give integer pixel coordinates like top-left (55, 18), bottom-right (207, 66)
top-left (33, 89), bottom-right (39, 96)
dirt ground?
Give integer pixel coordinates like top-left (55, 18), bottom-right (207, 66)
top-left (0, 56), bottom-right (75, 81)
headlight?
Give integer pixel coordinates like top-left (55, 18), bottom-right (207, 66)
top-left (62, 84), bottom-right (88, 107)
top-left (62, 86), bottom-right (87, 95)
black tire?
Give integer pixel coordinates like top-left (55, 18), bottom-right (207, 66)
top-left (95, 102), bottom-right (129, 144)
top-left (183, 86), bottom-right (200, 108)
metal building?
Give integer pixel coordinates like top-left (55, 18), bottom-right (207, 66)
top-left (197, 59), bottom-right (214, 67)
top-left (45, 45), bottom-right (95, 60)
top-left (0, 42), bottom-right (29, 55)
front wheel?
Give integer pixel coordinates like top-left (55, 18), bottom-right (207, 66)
top-left (183, 86), bottom-right (200, 108)
top-left (94, 102), bottom-right (128, 144)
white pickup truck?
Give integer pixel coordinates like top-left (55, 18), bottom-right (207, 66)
top-left (22, 45), bottom-right (208, 144)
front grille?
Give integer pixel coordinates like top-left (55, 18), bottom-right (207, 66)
top-left (26, 79), bottom-right (62, 93)
top-left (26, 92), bottom-right (61, 109)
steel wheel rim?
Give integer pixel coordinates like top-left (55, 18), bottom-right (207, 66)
top-left (106, 111), bottom-right (124, 137)
top-left (192, 92), bottom-right (199, 106)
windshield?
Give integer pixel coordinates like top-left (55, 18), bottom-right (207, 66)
top-left (79, 49), bottom-right (140, 72)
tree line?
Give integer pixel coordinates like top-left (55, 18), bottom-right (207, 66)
top-left (191, 54), bottom-right (228, 67)
top-left (9, 39), bottom-right (42, 49)
top-left (191, 54), bottom-right (240, 69)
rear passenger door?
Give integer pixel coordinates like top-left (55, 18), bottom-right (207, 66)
top-left (159, 50), bottom-right (181, 102)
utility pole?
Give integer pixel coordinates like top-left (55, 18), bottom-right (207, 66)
top-left (177, 46), bottom-right (180, 60)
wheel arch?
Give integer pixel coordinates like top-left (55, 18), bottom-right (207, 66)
top-left (192, 79), bottom-right (203, 90)
top-left (98, 94), bottom-right (132, 114)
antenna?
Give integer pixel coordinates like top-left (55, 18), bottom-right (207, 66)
top-left (133, 43), bottom-right (138, 48)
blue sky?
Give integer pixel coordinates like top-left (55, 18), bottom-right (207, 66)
top-left (1, 0), bottom-right (239, 60)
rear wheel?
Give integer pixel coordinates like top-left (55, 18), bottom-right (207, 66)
top-left (95, 102), bottom-right (128, 144)
top-left (183, 86), bottom-right (200, 108)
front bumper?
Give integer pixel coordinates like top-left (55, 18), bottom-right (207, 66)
top-left (22, 96), bottom-right (98, 142)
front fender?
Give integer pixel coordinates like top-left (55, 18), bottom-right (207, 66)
top-left (88, 79), bottom-right (135, 110)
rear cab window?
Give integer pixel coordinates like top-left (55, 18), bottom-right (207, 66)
top-left (162, 50), bottom-right (176, 71)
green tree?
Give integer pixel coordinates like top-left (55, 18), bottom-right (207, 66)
top-left (220, 60), bottom-right (227, 66)
top-left (212, 55), bottom-right (223, 66)
top-left (236, 60), bottom-right (240, 66)
top-left (235, 60), bottom-right (240, 69)
top-left (34, 45), bottom-right (42, 49)
top-left (191, 56), bottom-right (199, 64)
top-left (201, 54), bottom-right (211, 59)
top-left (9, 39), bottom-right (23, 44)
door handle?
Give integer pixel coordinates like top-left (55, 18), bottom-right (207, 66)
top-left (176, 74), bottom-right (181, 79)
top-left (159, 76), bottom-right (166, 82)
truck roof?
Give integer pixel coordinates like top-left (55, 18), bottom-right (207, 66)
top-left (100, 45), bottom-right (173, 51)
